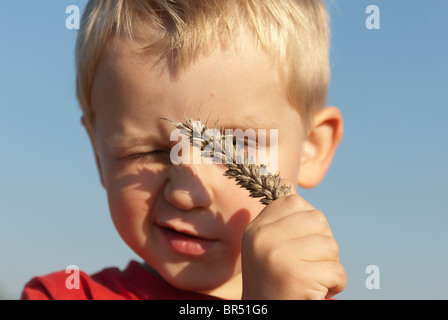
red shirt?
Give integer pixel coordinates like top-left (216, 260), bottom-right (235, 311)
top-left (21, 260), bottom-right (221, 300)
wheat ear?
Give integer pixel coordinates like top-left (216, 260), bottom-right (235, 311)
top-left (162, 117), bottom-right (291, 205)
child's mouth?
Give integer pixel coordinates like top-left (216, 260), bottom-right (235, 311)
top-left (158, 225), bottom-right (218, 256)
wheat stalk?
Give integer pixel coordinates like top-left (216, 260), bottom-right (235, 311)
top-left (162, 116), bottom-right (291, 204)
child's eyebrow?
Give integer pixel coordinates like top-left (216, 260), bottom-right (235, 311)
top-left (218, 118), bottom-right (279, 131)
top-left (109, 135), bottom-right (159, 149)
top-left (109, 118), bottom-right (278, 150)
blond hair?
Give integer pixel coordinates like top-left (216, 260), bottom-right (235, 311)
top-left (76, 0), bottom-right (330, 134)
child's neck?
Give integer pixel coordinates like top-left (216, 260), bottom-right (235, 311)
top-left (139, 261), bottom-right (242, 299)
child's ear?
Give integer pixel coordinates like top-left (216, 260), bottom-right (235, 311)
top-left (81, 115), bottom-right (105, 188)
top-left (298, 106), bottom-right (344, 189)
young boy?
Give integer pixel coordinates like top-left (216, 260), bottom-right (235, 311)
top-left (22, 0), bottom-right (345, 300)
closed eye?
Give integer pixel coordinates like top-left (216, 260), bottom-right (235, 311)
top-left (122, 150), bottom-right (168, 160)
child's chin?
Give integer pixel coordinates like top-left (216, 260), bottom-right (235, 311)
top-left (162, 265), bottom-right (229, 293)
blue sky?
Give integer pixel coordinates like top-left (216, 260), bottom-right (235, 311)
top-left (1, 0), bottom-right (447, 299)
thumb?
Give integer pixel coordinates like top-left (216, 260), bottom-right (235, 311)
top-left (279, 178), bottom-right (298, 197)
top-left (260, 177), bottom-right (297, 204)
top-left (279, 178), bottom-right (316, 210)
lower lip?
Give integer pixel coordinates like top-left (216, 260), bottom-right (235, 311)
top-left (158, 226), bottom-right (217, 256)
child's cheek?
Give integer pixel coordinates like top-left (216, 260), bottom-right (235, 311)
top-left (225, 177), bottom-right (265, 219)
top-left (105, 166), bottom-right (164, 251)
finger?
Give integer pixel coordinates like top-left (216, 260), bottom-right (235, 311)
top-left (277, 209), bottom-right (333, 238)
top-left (277, 179), bottom-right (314, 209)
top-left (255, 210), bottom-right (333, 242)
top-left (302, 261), bottom-right (347, 299)
top-left (256, 183), bottom-right (315, 225)
top-left (281, 178), bottom-right (298, 195)
top-left (257, 234), bottom-right (339, 264)
top-left (291, 235), bottom-right (339, 261)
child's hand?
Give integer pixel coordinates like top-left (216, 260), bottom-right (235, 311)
top-left (241, 182), bottom-right (346, 300)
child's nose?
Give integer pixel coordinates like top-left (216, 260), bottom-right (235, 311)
top-left (163, 164), bottom-right (213, 211)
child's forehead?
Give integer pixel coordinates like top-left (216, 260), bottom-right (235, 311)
top-left (100, 29), bottom-right (267, 76)
top-left (92, 34), bottom-right (302, 137)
